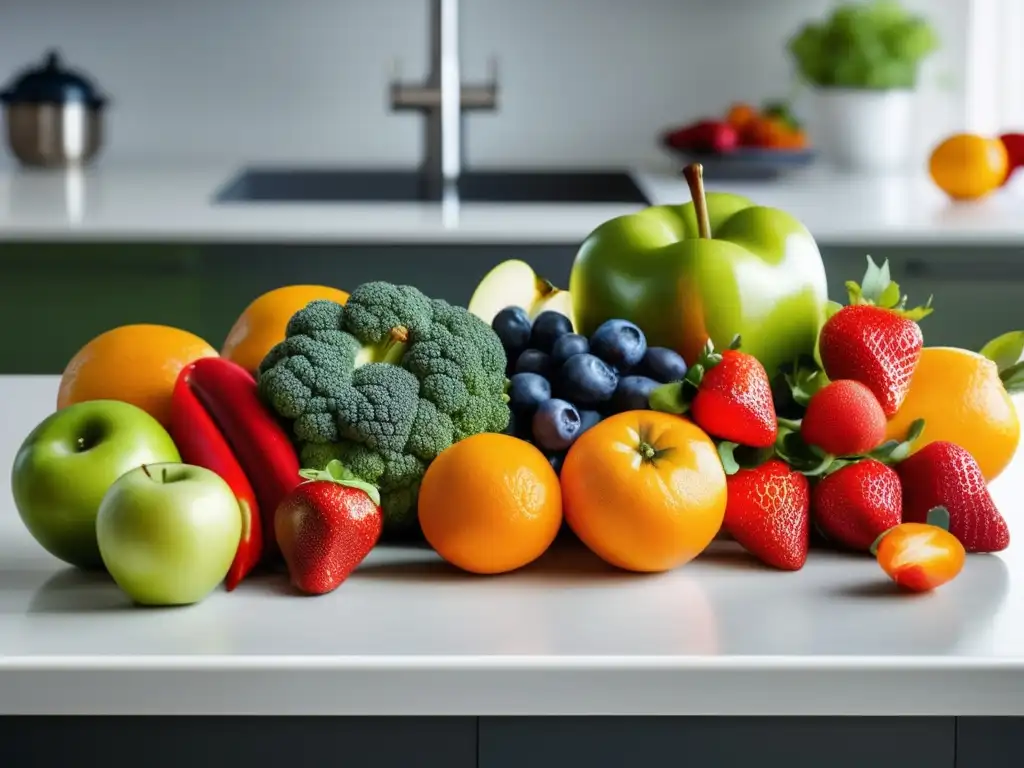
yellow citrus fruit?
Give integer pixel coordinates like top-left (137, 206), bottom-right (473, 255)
top-left (885, 347), bottom-right (1020, 482)
top-left (929, 133), bottom-right (1008, 201)
top-left (221, 285), bottom-right (350, 374)
top-left (58, 324), bottom-right (219, 428)
top-left (418, 434), bottom-right (562, 574)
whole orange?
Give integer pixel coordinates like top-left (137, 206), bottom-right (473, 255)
top-left (560, 411), bottom-right (727, 572)
top-left (221, 285), bottom-right (350, 374)
top-left (885, 347), bottom-right (1020, 482)
top-left (418, 433), bottom-right (562, 574)
top-left (58, 325), bottom-right (218, 428)
top-left (929, 133), bottom-right (1008, 201)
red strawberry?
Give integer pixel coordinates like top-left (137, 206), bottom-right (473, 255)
top-left (275, 460), bottom-right (383, 595)
top-left (724, 459), bottom-right (810, 570)
top-left (819, 304), bottom-right (923, 417)
top-left (801, 379), bottom-right (887, 457)
top-left (896, 441), bottom-right (1010, 553)
top-left (818, 256), bottom-right (932, 417)
top-left (691, 349), bottom-right (777, 448)
top-left (812, 459), bottom-right (902, 551)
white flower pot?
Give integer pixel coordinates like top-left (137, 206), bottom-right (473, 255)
top-left (813, 88), bottom-right (915, 173)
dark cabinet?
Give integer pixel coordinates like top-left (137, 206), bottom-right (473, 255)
top-left (478, 717), bottom-right (956, 768)
top-left (0, 716), bottom-right (478, 768)
top-left (956, 717), bottom-right (1024, 767)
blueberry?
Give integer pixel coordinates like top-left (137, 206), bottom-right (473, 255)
top-left (508, 372), bottom-right (551, 417)
top-left (637, 347), bottom-right (688, 383)
top-left (550, 333), bottom-right (589, 369)
top-left (577, 409), bottom-right (603, 435)
top-left (590, 319), bottom-right (647, 371)
top-left (611, 375), bottom-right (660, 413)
top-left (514, 348), bottom-right (552, 377)
top-left (557, 353), bottom-right (618, 404)
top-left (532, 398), bottom-right (582, 452)
top-left (529, 311), bottom-right (574, 353)
top-left (547, 451), bottom-right (566, 474)
top-left (491, 306), bottom-right (532, 353)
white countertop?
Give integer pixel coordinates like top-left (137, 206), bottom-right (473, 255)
top-left (2, 163), bottom-right (1024, 246)
top-left (1, 375), bottom-right (1022, 716)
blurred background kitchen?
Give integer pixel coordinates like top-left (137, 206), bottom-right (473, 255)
top-left (0, 0), bottom-right (1021, 373)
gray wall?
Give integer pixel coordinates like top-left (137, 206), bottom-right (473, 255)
top-left (0, 0), bottom-right (968, 170)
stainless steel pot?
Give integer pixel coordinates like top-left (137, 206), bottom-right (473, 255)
top-left (0, 50), bottom-right (108, 168)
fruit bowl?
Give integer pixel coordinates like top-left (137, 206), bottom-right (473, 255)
top-left (663, 146), bottom-right (816, 181)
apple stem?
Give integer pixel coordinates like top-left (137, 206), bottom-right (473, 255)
top-left (161, 467), bottom-right (169, 484)
top-left (141, 464), bottom-right (153, 480)
top-left (683, 163), bottom-right (712, 239)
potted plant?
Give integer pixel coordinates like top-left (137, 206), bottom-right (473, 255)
top-left (788, 0), bottom-right (939, 173)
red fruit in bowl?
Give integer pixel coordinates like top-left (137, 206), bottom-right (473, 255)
top-left (665, 120), bottom-right (738, 154)
top-left (999, 132), bottom-right (1024, 183)
top-left (801, 379), bottom-right (887, 457)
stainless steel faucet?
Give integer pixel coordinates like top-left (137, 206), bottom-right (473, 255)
top-left (389, 0), bottom-right (499, 198)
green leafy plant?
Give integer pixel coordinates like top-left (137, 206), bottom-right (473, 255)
top-left (788, 0), bottom-right (939, 90)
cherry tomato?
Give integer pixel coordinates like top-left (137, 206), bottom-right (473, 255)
top-left (873, 520), bottom-right (966, 592)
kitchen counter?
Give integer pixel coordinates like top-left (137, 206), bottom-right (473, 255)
top-left (1, 376), bottom-right (1022, 716)
top-left (2, 163), bottom-right (1024, 246)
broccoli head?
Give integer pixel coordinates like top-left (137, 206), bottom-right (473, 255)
top-left (257, 281), bottom-right (510, 536)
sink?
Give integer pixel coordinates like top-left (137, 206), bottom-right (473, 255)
top-left (214, 168), bottom-right (650, 205)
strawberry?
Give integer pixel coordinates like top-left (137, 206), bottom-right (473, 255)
top-left (896, 441), bottom-right (1010, 553)
top-left (691, 349), bottom-right (778, 448)
top-left (819, 256), bottom-right (933, 417)
top-left (800, 379), bottom-right (887, 457)
top-left (724, 459), bottom-right (810, 570)
top-left (812, 458), bottom-right (902, 551)
top-left (275, 460), bottom-right (383, 595)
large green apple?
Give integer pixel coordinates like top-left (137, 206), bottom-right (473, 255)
top-left (11, 400), bottom-right (181, 570)
top-left (96, 462), bottom-right (242, 606)
top-left (569, 164), bottom-right (829, 377)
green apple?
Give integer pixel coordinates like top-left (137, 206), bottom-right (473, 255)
top-left (468, 259), bottom-right (577, 330)
top-left (96, 462), bottom-right (242, 606)
top-left (569, 164), bottom-right (829, 378)
top-left (11, 400), bottom-right (181, 570)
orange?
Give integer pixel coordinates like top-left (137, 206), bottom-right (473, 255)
top-left (726, 103), bottom-right (757, 130)
top-left (929, 133), bottom-right (1008, 201)
top-left (560, 411), bottom-right (727, 573)
top-left (885, 347), bottom-right (1020, 482)
top-left (221, 285), bottom-right (350, 374)
top-left (418, 433), bottom-right (562, 574)
top-left (58, 324), bottom-right (218, 428)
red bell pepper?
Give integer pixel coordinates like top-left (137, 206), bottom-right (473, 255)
top-left (170, 364), bottom-right (263, 590)
top-left (186, 357), bottom-right (302, 561)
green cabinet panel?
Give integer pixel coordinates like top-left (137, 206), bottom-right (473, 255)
top-left (0, 243), bottom-right (206, 373)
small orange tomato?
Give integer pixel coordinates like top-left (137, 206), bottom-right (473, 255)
top-left (872, 509), bottom-right (966, 592)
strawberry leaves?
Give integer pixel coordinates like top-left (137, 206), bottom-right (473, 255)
top-left (298, 459), bottom-right (382, 506)
top-left (718, 441), bottom-right (776, 476)
top-left (845, 255), bottom-right (934, 321)
top-left (979, 330), bottom-right (1024, 394)
top-left (774, 417), bottom-right (925, 478)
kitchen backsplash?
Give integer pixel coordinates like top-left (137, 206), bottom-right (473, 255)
top-left (0, 0), bottom-right (969, 168)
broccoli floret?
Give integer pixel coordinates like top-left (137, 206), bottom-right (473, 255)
top-left (258, 281), bottom-right (510, 536)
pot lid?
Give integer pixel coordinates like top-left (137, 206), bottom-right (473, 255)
top-left (0, 50), bottom-right (107, 107)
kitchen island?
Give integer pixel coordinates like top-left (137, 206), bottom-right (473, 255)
top-left (2, 163), bottom-right (1024, 246)
top-left (1, 375), bottom-right (1023, 766)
